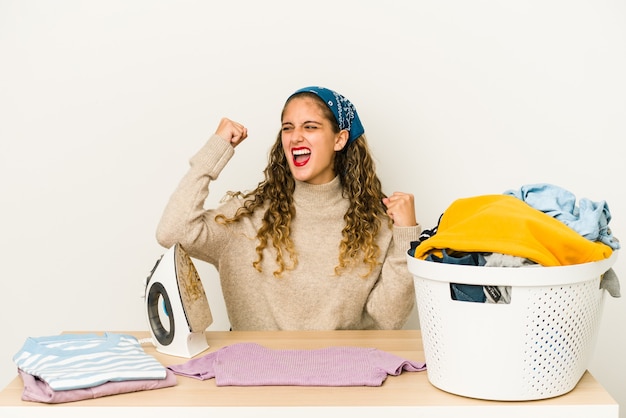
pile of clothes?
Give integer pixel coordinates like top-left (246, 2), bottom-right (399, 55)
top-left (13, 333), bottom-right (176, 403)
top-left (410, 183), bottom-right (620, 303)
top-left (13, 334), bottom-right (426, 402)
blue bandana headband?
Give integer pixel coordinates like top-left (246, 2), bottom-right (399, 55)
top-left (288, 86), bottom-right (365, 144)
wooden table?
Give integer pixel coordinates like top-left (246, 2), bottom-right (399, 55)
top-left (0, 330), bottom-right (618, 417)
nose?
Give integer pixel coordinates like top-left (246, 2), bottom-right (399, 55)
top-left (290, 127), bottom-right (305, 143)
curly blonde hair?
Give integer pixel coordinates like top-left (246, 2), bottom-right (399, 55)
top-left (216, 92), bottom-right (390, 277)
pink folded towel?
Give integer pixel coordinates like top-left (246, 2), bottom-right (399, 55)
top-left (18, 368), bottom-right (177, 403)
top-left (168, 342), bottom-right (426, 386)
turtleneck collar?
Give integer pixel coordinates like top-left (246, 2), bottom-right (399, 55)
top-left (292, 176), bottom-right (346, 210)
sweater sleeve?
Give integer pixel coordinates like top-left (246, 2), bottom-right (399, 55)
top-left (166, 352), bottom-right (218, 380)
top-left (365, 224), bottom-right (422, 329)
top-left (155, 134), bottom-right (236, 263)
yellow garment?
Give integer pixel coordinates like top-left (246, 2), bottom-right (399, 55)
top-left (413, 194), bottom-right (613, 266)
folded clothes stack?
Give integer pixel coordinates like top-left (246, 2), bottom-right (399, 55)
top-left (13, 333), bottom-right (175, 403)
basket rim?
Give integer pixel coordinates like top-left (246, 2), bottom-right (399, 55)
top-left (406, 251), bottom-right (618, 286)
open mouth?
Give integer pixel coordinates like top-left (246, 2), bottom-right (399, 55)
top-left (292, 147), bottom-right (311, 167)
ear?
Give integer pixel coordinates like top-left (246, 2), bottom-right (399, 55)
top-left (334, 130), bottom-right (349, 151)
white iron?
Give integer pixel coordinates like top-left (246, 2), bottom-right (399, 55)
top-left (144, 243), bottom-right (213, 358)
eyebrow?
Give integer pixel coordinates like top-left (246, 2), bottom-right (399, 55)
top-left (281, 120), bottom-right (323, 126)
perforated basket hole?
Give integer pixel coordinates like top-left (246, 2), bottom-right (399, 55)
top-left (522, 279), bottom-right (603, 398)
top-left (414, 279), bottom-right (446, 383)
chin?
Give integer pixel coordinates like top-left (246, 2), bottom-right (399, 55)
top-left (288, 168), bottom-right (309, 182)
top-left (292, 174), bottom-right (311, 183)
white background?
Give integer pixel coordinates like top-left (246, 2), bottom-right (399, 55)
top-left (1, 0), bottom-right (625, 413)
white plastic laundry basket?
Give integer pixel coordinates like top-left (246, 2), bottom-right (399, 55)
top-left (407, 251), bottom-right (618, 401)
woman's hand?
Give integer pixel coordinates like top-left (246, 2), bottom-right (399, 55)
top-left (215, 117), bottom-right (248, 148)
top-left (382, 192), bottom-right (417, 227)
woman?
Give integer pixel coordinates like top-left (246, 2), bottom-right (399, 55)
top-left (156, 86), bottom-right (421, 330)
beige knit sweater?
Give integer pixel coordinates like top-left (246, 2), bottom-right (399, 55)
top-left (156, 135), bottom-right (421, 330)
